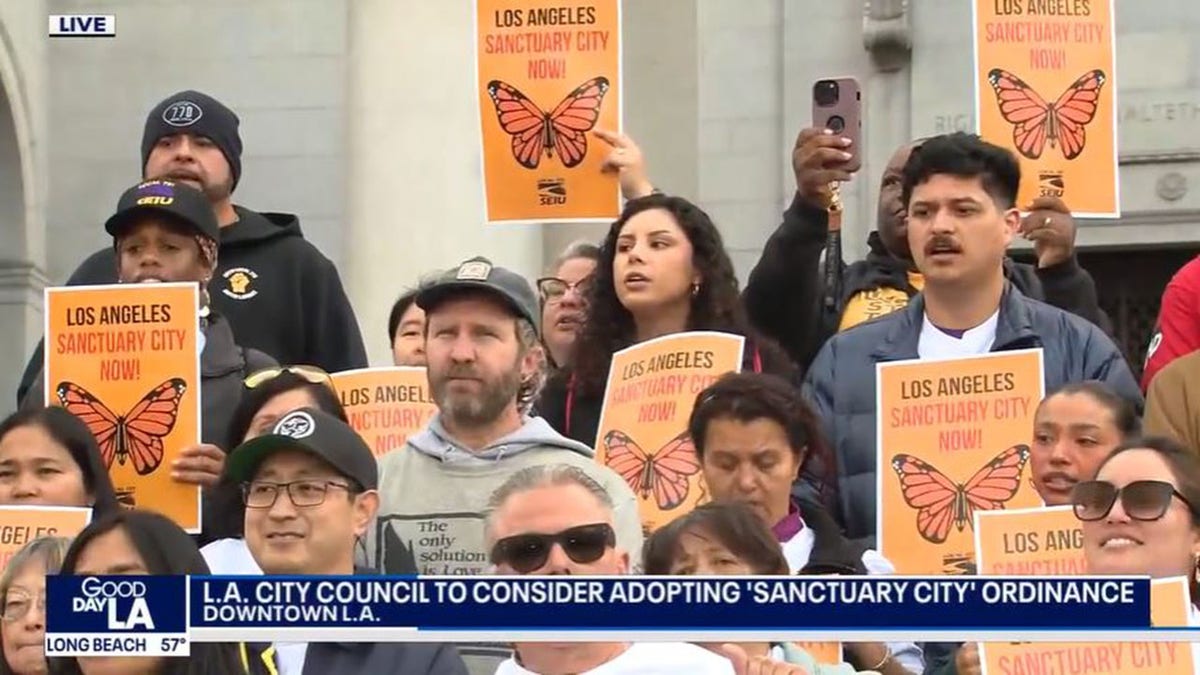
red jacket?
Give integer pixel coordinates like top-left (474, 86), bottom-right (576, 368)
top-left (1143, 255), bottom-right (1200, 391)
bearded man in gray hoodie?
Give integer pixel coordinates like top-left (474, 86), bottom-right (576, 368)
top-left (367, 256), bottom-right (642, 674)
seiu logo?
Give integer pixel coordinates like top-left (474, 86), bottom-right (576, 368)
top-left (537, 178), bottom-right (567, 206)
top-left (48, 15), bottom-right (116, 37)
top-left (73, 578), bottom-right (155, 630)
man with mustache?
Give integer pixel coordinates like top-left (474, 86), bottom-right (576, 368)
top-left (366, 256), bottom-right (643, 675)
top-left (743, 128), bottom-right (1108, 374)
top-left (801, 133), bottom-right (1140, 546)
top-left (16, 90), bottom-right (366, 405)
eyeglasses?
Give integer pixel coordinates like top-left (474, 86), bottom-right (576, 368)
top-left (489, 523), bottom-right (615, 573)
top-left (242, 480), bottom-right (354, 509)
top-left (537, 276), bottom-right (593, 302)
top-left (1071, 479), bottom-right (1197, 522)
top-left (2, 591), bottom-right (44, 622)
top-left (244, 365), bottom-right (335, 391)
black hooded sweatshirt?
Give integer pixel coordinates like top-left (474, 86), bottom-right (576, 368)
top-left (17, 206), bottom-right (366, 404)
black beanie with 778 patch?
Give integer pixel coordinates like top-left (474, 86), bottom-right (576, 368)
top-left (141, 90), bottom-right (243, 190)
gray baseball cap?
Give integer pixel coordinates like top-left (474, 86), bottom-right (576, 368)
top-left (416, 256), bottom-right (540, 331)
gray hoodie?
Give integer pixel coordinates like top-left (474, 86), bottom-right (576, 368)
top-left (365, 414), bottom-right (644, 675)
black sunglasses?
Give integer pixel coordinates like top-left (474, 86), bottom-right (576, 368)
top-left (1071, 479), bottom-right (1196, 522)
top-left (489, 523), bottom-right (615, 573)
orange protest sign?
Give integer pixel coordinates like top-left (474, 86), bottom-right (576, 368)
top-left (973, 0), bottom-right (1118, 217)
top-left (475, 0), bottom-right (621, 224)
top-left (330, 367), bottom-right (438, 457)
top-left (980, 577), bottom-right (1195, 675)
top-left (0, 506), bottom-right (91, 569)
top-left (44, 283), bottom-right (202, 532)
top-left (878, 349), bottom-right (1045, 575)
top-left (974, 505), bottom-right (1086, 576)
top-left (594, 332), bottom-right (745, 534)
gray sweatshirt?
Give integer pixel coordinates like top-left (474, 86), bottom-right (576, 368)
top-left (364, 414), bottom-right (645, 675)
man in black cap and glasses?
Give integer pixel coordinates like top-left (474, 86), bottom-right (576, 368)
top-left (17, 89), bottom-right (367, 404)
top-left (227, 406), bottom-right (468, 675)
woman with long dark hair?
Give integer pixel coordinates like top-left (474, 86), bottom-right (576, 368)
top-left (51, 510), bottom-right (242, 675)
top-left (538, 194), bottom-right (795, 446)
top-left (0, 407), bottom-right (118, 515)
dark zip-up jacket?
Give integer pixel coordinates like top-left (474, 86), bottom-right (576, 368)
top-left (744, 195), bottom-right (1112, 374)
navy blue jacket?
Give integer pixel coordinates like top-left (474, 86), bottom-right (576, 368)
top-left (801, 285), bottom-right (1142, 544)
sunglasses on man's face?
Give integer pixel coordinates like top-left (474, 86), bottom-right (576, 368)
top-left (1071, 479), bottom-right (1196, 522)
top-left (489, 523), bottom-right (615, 574)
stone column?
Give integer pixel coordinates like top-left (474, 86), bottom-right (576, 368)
top-left (345, 0), bottom-right (544, 364)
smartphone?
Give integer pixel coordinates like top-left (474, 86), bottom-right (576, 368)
top-left (812, 77), bottom-right (862, 173)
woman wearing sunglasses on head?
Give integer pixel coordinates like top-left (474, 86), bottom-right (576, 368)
top-left (1074, 437), bottom-right (1200, 619)
top-left (20, 181), bottom-right (279, 545)
top-left (201, 365), bottom-right (348, 573)
top-left (51, 509), bottom-right (242, 675)
top-left (0, 537), bottom-right (70, 675)
top-left (538, 241), bottom-right (600, 371)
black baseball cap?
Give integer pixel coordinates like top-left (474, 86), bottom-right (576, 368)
top-left (104, 179), bottom-right (219, 242)
top-left (416, 256), bottom-right (540, 331)
top-left (225, 407), bottom-right (378, 491)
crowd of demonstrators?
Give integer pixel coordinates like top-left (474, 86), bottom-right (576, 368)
top-left (538, 241), bottom-right (600, 371)
top-left (19, 178), bottom-right (277, 546)
top-left (15, 89), bottom-right (367, 408)
top-left (13, 95), bottom-right (1200, 672)
top-left (743, 130), bottom-right (1109, 376)
top-left (802, 133), bottom-right (1142, 544)
top-left (538, 194), bottom-right (796, 447)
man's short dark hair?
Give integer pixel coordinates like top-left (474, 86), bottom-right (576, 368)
top-left (901, 132), bottom-right (1021, 210)
top-left (387, 289), bottom-right (421, 344)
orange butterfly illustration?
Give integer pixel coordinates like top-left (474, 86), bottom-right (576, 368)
top-left (602, 429), bottom-right (700, 511)
top-left (55, 378), bottom-right (187, 476)
top-left (891, 445), bottom-right (1030, 544)
top-left (486, 77), bottom-right (609, 169)
top-left (986, 68), bottom-right (1106, 161)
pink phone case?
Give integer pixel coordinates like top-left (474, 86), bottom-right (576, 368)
top-left (812, 77), bottom-right (862, 173)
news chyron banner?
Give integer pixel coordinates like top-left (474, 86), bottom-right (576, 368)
top-left (475, 0), bottom-right (622, 223)
top-left (973, 0), bottom-right (1118, 217)
top-left (44, 283), bottom-right (202, 532)
top-left (877, 349), bottom-right (1044, 575)
top-left (45, 575), bottom-right (1152, 656)
top-left (979, 577), bottom-right (1195, 675)
top-left (594, 332), bottom-right (745, 534)
top-left (330, 367), bottom-right (437, 457)
top-left (0, 506), bottom-right (91, 568)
